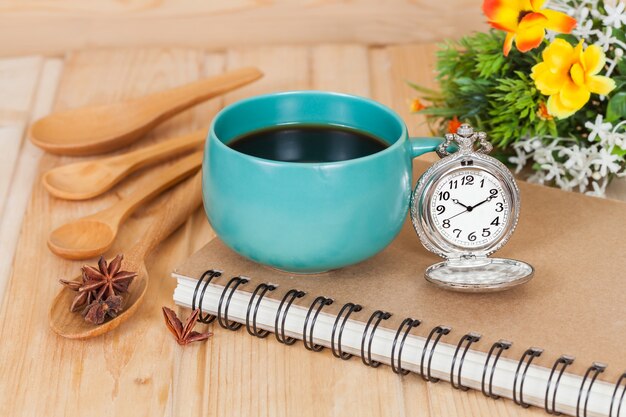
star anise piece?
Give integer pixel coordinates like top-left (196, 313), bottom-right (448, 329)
top-left (80, 254), bottom-right (137, 301)
top-left (82, 295), bottom-right (124, 325)
top-left (162, 307), bottom-right (212, 345)
top-left (59, 275), bottom-right (95, 312)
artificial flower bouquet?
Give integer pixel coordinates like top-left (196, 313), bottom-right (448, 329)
top-left (412, 0), bottom-right (625, 196)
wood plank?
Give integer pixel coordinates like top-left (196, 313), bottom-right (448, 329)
top-left (0, 0), bottom-right (487, 57)
top-left (0, 48), bottom-right (223, 416)
top-left (0, 58), bottom-right (63, 305)
top-left (373, 43), bottom-right (443, 165)
top-left (0, 56), bottom-right (42, 227)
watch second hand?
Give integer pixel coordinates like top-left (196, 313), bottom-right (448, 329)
top-left (445, 208), bottom-right (469, 221)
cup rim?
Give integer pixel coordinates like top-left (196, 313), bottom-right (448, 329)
top-left (209, 90), bottom-right (408, 167)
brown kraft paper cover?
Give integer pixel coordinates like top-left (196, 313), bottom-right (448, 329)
top-left (175, 160), bottom-right (626, 382)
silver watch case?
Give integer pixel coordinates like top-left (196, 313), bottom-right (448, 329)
top-left (410, 146), bottom-right (533, 292)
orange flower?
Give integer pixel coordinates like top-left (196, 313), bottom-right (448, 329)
top-left (409, 98), bottom-right (426, 112)
top-left (482, 0), bottom-right (576, 56)
top-left (448, 116), bottom-right (462, 133)
top-left (537, 102), bottom-right (553, 120)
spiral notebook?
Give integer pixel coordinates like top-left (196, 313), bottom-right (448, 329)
top-left (172, 161), bottom-right (626, 417)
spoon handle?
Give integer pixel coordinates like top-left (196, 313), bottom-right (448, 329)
top-left (108, 129), bottom-right (206, 172)
top-left (96, 151), bottom-right (203, 225)
top-left (129, 171), bottom-right (203, 260)
top-left (144, 67), bottom-right (263, 121)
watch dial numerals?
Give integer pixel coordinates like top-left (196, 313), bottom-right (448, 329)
top-left (429, 169), bottom-right (510, 248)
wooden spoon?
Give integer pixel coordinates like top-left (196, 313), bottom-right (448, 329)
top-left (43, 129), bottom-right (206, 200)
top-left (49, 172), bottom-right (203, 339)
top-left (47, 151), bottom-right (202, 260)
top-left (31, 67), bottom-right (262, 155)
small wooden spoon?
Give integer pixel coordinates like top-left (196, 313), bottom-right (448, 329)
top-left (43, 129), bottom-right (206, 200)
top-left (49, 172), bottom-right (203, 339)
top-left (47, 151), bottom-right (202, 260)
top-left (31, 67), bottom-right (262, 155)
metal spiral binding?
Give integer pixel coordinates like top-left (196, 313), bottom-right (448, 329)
top-left (360, 310), bottom-right (392, 368)
top-left (216, 276), bottom-right (249, 330)
top-left (245, 282), bottom-right (277, 338)
top-left (331, 302), bottom-right (362, 360)
top-left (576, 362), bottom-right (607, 417)
top-left (419, 325), bottom-right (451, 382)
top-left (513, 347), bottom-right (544, 408)
top-left (481, 340), bottom-right (512, 399)
top-left (450, 332), bottom-right (481, 390)
top-left (545, 355), bottom-right (575, 415)
top-left (390, 318), bottom-right (421, 375)
top-left (610, 372), bottom-right (626, 417)
top-left (302, 296), bottom-right (334, 351)
top-left (192, 269), bottom-right (222, 323)
top-left (274, 289), bottom-right (306, 345)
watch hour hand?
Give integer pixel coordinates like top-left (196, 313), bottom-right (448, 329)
top-left (452, 199), bottom-right (469, 209)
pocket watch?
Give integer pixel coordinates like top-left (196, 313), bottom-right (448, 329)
top-left (410, 124), bottom-right (533, 292)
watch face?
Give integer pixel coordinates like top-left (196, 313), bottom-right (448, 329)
top-left (429, 169), bottom-right (510, 249)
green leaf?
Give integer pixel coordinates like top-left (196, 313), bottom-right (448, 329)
top-left (405, 81), bottom-right (441, 96)
top-left (606, 92), bottom-right (626, 122)
top-left (554, 34), bottom-right (578, 45)
top-left (612, 146), bottom-right (626, 158)
top-left (617, 57), bottom-right (626, 76)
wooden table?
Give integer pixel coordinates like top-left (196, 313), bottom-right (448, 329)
top-left (0, 44), bottom-right (622, 417)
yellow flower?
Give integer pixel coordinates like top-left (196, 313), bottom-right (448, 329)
top-left (531, 39), bottom-right (616, 118)
top-left (483, 0), bottom-right (576, 56)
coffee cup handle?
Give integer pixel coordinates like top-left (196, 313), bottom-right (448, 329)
top-left (408, 137), bottom-right (447, 159)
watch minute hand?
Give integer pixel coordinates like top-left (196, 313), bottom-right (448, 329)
top-left (469, 195), bottom-right (496, 210)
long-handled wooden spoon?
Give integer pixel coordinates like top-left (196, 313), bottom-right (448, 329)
top-left (49, 171), bottom-right (203, 339)
top-left (31, 67), bottom-right (262, 155)
top-left (43, 129), bottom-right (206, 200)
top-left (47, 151), bottom-right (202, 260)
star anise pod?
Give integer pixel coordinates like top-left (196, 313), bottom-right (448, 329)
top-left (82, 295), bottom-right (124, 325)
top-left (59, 274), bottom-right (95, 312)
top-left (162, 307), bottom-right (212, 345)
top-left (80, 254), bottom-right (137, 301)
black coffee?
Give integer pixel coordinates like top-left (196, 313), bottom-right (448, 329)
top-left (228, 124), bottom-right (388, 163)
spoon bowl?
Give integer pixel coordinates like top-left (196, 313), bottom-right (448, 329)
top-left (31, 67), bottom-right (262, 156)
top-left (49, 172), bottom-right (202, 339)
top-left (43, 161), bottom-right (120, 201)
top-left (47, 151), bottom-right (202, 260)
top-left (48, 220), bottom-right (117, 260)
top-left (42, 130), bottom-right (206, 200)
top-left (49, 260), bottom-right (148, 339)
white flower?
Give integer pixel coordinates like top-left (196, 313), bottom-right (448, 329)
top-left (585, 115), bottom-right (613, 143)
top-left (603, 1), bottom-right (626, 28)
top-left (595, 26), bottom-right (622, 51)
top-left (586, 180), bottom-right (608, 197)
top-left (572, 19), bottom-right (595, 40)
top-left (591, 147), bottom-right (622, 176)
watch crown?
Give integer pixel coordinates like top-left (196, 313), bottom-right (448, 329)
top-left (436, 123), bottom-right (493, 157)
top-left (456, 123), bottom-right (474, 137)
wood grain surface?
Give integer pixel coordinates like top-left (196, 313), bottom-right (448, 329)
top-left (0, 44), bottom-right (622, 417)
top-left (0, 0), bottom-right (488, 57)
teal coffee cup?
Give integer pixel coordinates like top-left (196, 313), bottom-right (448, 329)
top-left (202, 91), bottom-right (443, 273)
